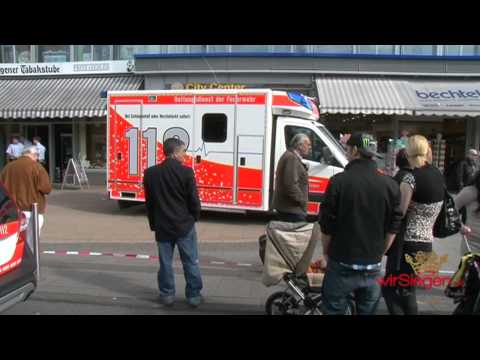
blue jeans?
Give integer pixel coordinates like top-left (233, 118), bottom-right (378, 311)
top-left (156, 226), bottom-right (203, 299)
top-left (322, 259), bottom-right (382, 315)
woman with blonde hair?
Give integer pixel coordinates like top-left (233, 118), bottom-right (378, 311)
top-left (384, 135), bottom-right (445, 315)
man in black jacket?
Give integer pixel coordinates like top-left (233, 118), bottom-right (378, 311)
top-left (456, 149), bottom-right (478, 191)
top-left (446, 149), bottom-right (479, 193)
top-left (143, 138), bottom-right (203, 308)
top-left (319, 133), bottom-right (403, 315)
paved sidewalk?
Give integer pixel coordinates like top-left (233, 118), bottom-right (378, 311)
top-left (42, 186), bottom-right (271, 244)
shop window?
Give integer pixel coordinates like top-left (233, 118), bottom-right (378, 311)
top-left (293, 45), bottom-right (310, 53)
top-left (444, 45), bottom-right (461, 56)
top-left (93, 45), bottom-right (113, 61)
top-left (357, 45), bottom-right (395, 55)
top-left (74, 45), bottom-right (92, 61)
top-left (311, 45), bottom-right (354, 54)
top-left (15, 45), bottom-right (32, 62)
top-left (118, 45), bottom-right (167, 59)
top-left (377, 45), bottom-right (396, 54)
top-left (207, 45), bottom-right (229, 53)
top-left (85, 123), bottom-right (106, 168)
top-left (118, 45), bottom-right (136, 60)
top-left (357, 45), bottom-right (376, 54)
top-left (271, 45), bottom-right (292, 53)
top-left (401, 45), bottom-right (436, 56)
top-left (461, 45), bottom-right (478, 55)
top-left (202, 114), bottom-right (227, 143)
top-left (167, 45), bottom-right (189, 53)
top-left (189, 45), bottom-right (207, 53)
top-left (39, 45), bottom-right (70, 62)
top-left (444, 45), bottom-right (478, 56)
top-left (231, 45), bottom-right (270, 53)
top-left (1, 45), bottom-right (14, 63)
top-left (140, 45), bottom-right (166, 53)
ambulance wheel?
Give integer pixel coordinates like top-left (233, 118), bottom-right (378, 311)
top-left (117, 200), bottom-right (137, 209)
top-left (265, 292), bottom-right (297, 315)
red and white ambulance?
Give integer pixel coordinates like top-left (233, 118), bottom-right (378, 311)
top-left (0, 183), bottom-right (36, 313)
top-left (107, 89), bottom-right (347, 215)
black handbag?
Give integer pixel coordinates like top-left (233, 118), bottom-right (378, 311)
top-left (433, 187), bottom-right (462, 238)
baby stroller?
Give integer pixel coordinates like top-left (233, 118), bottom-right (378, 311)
top-left (445, 234), bottom-right (480, 315)
top-left (261, 221), bottom-right (354, 315)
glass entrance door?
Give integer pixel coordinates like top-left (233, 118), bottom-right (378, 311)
top-left (54, 124), bottom-right (73, 183)
top-left (24, 125), bottom-right (49, 172)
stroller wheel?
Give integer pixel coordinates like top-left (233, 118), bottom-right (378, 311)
top-left (265, 292), bottom-right (297, 315)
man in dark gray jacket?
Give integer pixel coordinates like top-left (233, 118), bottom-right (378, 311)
top-left (273, 133), bottom-right (311, 222)
top-left (144, 138), bottom-right (203, 308)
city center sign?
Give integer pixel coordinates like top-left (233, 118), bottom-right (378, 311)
top-left (170, 82), bottom-right (246, 90)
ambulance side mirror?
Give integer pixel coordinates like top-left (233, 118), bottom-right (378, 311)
top-left (323, 147), bottom-right (342, 168)
top-left (322, 147), bottom-right (334, 164)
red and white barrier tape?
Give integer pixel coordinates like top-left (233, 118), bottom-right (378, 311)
top-left (42, 250), bottom-right (253, 268)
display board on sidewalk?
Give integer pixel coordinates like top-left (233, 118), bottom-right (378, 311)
top-left (61, 158), bottom-right (89, 190)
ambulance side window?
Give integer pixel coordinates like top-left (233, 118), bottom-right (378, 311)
top-left (284, 125), bottom-right (339, 166)
top-left (202, 114), bottom-right (227, 143)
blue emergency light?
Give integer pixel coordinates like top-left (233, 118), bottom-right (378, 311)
top-left (287, 92), bottom-right (312, 110)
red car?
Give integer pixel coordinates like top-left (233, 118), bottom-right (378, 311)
top-left (0, 182), bottom-right (37, 313)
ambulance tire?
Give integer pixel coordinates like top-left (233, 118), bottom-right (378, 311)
top-left (117, 200), bottom-right (138, 210)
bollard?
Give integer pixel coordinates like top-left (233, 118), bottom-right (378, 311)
top-left (31, 203), bottom-right (40, 281)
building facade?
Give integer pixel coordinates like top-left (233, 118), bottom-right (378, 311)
top-left (1, 45), bottom-right (480, 183)
top-left (133, 45), bottom-right (480, 173)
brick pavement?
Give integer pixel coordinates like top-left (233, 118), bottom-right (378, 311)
top-left (41, 186), bottom-right (271, 244)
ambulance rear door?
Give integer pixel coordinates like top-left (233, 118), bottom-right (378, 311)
top-left (108, 95), bottom-right (144, 201)
top-left (234, 92), bottom-right (269, 210)
top-left (192, 93), bottom-right (236, 207)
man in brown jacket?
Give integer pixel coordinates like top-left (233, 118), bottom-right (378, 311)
top-left (1, 145), bottom-right (52, 250)
top-left (273, 133), bottom-right (311, 222)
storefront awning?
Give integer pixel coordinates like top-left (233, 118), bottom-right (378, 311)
top-left (316, 76), bottom-right (480, 118)
top-left (0, 75), bottom-right (143, 119)
top-left (315, 77), bottom-right (415, 115)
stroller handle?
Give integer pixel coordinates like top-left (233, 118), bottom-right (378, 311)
top-left (463, 233), bottom-right (472, 254)
top-left (460, 222), bottom-right (473, 254)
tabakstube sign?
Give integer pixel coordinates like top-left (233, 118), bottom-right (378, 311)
top-left (0, 60), bottom-right (132, 76)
